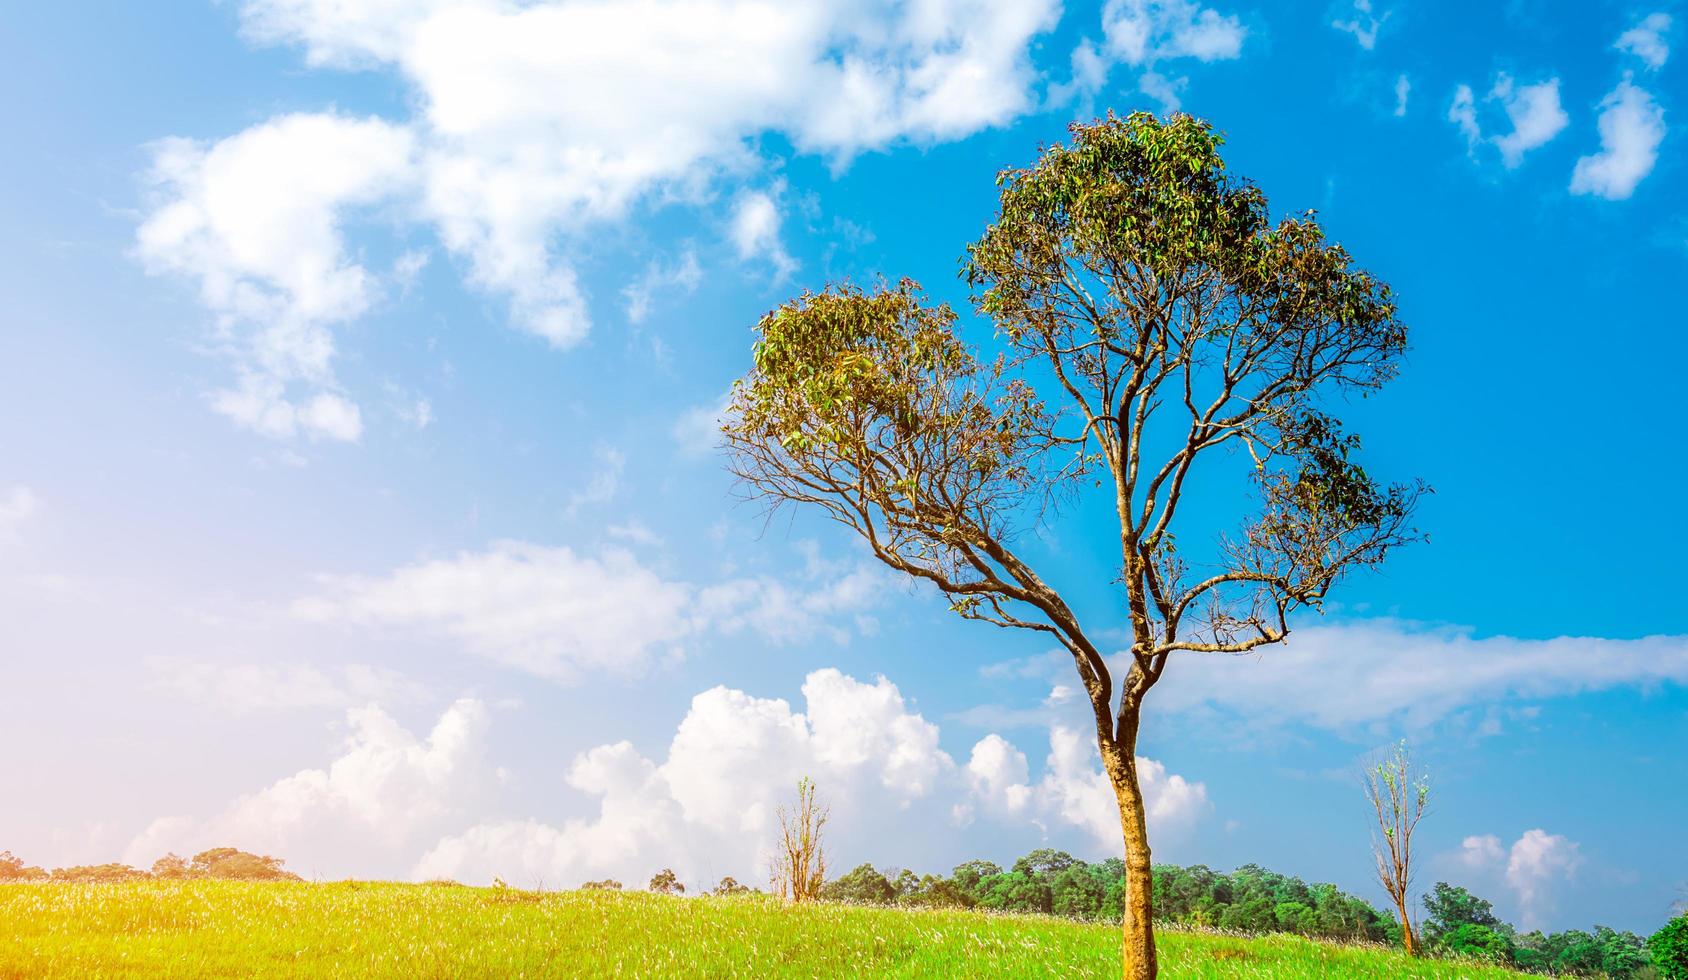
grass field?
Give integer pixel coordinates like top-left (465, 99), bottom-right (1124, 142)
top-left (0, 880), bottom-right (1530, 978)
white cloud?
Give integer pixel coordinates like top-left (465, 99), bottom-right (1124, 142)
top-left (965, 734), bottom-right (1034, 816)
top-left (1102, 0), bottom-right (1247, 64)
top-left (415, 668), bottom-right (954, 887)
top-left (1571, 76), bottom-right (1667, 201)
top-left (1394, 73), bottom-right (1410, 117)
top-left (1615, 12), bottom-right (1672, 70)
top-left (1446, 75), bottom-right (1569, 168)
top-left (673, 392), bottom-right (732, 458)
top-left (147, 1), bottom-right (1063, 441)
top-left (979, 620), bottom-right (1688, 733)
top-left (1505, 829), bottom-right (1581, 928)
top-left (1138, 71), bottom-right (1188, 114)
top-left (1459, 833), bottom-right (1505, 869)
top-left (731, 189), bottom-right (797, 279)
top-left (1489, 75), bottom-right (1570, 168)
top-left (137, 113), bottom-right (414, 442)
top-left (293, 540), bottom-right (887, 681)
top-left (0, 485), bottom-right (40, 539)
top-left (417, 668), bottom-right (1207, 888)
top-left (1456, 828), bottom-right (1582, 930)
top-left (564, 447), bottom-right (626, 519)
top-left (126, 698), bottom-right (491, 876)
top-left (1449, 84), bottom-right (1480, 147)
top-left (1018, 727), bottom-right (1209, 849)
top-left (144, 657), bottom-right (429, 712)
top-left (1058, 0), bottom-right (1246, 115)
top-left (622, 249), bottom-right (702, 325)
top-left (1332, 0), bottom-right (1388, 51)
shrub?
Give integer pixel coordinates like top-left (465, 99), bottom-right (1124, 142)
top-left (1650, 914), bottom-right (1688, 980)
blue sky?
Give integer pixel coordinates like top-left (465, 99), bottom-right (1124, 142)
top-left (2, 0), bottom-right (1683, 936)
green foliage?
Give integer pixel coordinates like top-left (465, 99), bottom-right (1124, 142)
top-left (1422, 882), bottom-right (1502, 944)
top-left (581, 879), bottom-right (622, 891)
top-left (1155, 864), bottom-right (1392, 943)
top-left (821, 863), bottom-right (896, 905)
top-left (1650, 914), bottom-right (1688, 980)
top-left (1441, 924), bottom-right (1516, 963)
top-left (710, 877), bottom-right (751, 896)
top-left (1514, 925), bottom-right (1652, 978)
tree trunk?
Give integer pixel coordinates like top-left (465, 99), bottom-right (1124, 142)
top-left (1393, 895), bottom-right (1416, 955)
top-left (1101, 733), bottom-right (1158, 980)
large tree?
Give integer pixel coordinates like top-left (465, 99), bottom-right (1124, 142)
top-left (723, 112), bottom-right (1424, 979)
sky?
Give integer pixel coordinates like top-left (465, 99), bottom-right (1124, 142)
top-left (1, 0), bottom-right (1684, 937)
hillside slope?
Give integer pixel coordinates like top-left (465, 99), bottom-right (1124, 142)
top-left (0, 881), bottom-right (1531, 978)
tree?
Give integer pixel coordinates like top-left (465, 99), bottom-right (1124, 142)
top-left (949, 860), bottom-right (1003, 900)
top-left (1364, 741), bottom-right (1429, 954)
top-left (581, 879), bottom-right (622, 890)
top-left (823, 864), bottom-right (896, 905)
top-left (1441, 923), bottom-right (1516, 963)
top-left (647, 868), bottom-right (684, 895)
top-left (1650, 913), bottom-right (1688, 980)
top-left (1422, 881), bottom-right (1501, 946)
top-left (187, 847), bottom-right (300, 881)
top-left (0, 851), bottom-right (46, 881)
top-left (770, 777), bottom-right (827, 903)
top-left (724, 112), bottom-right (1422, 980)
top-left (710, 876), bottom-right (751, 896)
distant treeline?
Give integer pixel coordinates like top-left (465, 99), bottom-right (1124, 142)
top-left (0, 848), bottom-right (300, 884)
top-left (780, 850), bottom-right (1679, 980)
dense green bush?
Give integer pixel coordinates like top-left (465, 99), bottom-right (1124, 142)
top-left (1650, 914), bottom-right (1688, 980)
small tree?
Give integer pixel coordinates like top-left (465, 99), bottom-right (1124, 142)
top-left (725, 112), bottom-right (1423, 979)
top-left (647, 868), bottom-right (684, 895)
top-left (581, 878), bottom-right (622, 890)
top-left (1365, 741), bottom-right (1429, 954)
top-left (770, 777), bottom-right (827, 903)
top-left (822, 863), bottom-right (895, 905)
top-left (0, 851), bottom-right (46, 882)
top-left (710, 876), bottom-right (751, 896)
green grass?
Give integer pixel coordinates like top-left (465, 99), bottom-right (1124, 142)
top-left (0, 880), bottom-right (1528, 978)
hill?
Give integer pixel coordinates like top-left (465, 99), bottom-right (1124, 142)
top-left (0, 879), bottom-right (1534, 978)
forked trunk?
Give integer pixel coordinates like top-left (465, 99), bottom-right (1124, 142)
top-left (1101, 736), bottom-right (1158, 980)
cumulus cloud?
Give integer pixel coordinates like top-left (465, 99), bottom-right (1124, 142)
top-left (1057, 0), bottom-right (1246, 115)
top-left (1456, 828), bottom-right (1582, 929)
top-left (136, 113), bottom-right (414, 442)
top-left (415, 668), bottom-right (954, 887)
top-left (1615, 13), bottom-right (1672, 70)
top-left (144, 1), bottom-right (1063, 440)
top-left (1571, 77), bottom-right (1666, 201)
top-left (293, 540), bottom-right (888, 681)
top-left (1332, 0), bottom-right (1388, 51)
top-left (730, 189), bottom-right (797, 280)
top-left (417, 668), bottom-right (1208, 888)
top-left (1459, 833), bottom-right (1506, 869)
top-left (126, 698), bottom-right (491, 876)
top-left (1446, 75), bottom-right (1569, 168)
top-left (966, 726), bottom-right (1208, 849)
